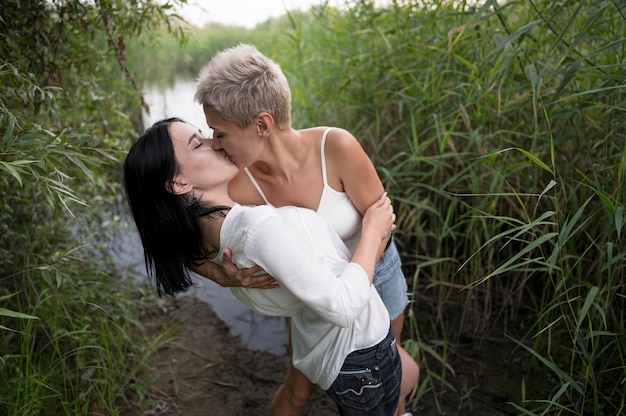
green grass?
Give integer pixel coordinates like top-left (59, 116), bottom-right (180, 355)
top-left (0, 255), bottom-right (169, 415)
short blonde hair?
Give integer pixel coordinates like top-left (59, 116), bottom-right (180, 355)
top-left (195, 44), bottom-right (292, 129)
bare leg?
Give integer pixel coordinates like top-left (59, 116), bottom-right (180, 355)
top-left (271, 323), bottom-right (316, 415)
top-left (392, 311), bottom-right (420, 415)
top-left (270, 362), bottom-right (317, 416)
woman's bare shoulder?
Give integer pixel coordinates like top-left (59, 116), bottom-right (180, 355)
top-left (323, 128), bottom-right (367, 161)
top-left (299, 126), bottom-right (361, 151)
top-left (228, 170), bottom-right (268, 205)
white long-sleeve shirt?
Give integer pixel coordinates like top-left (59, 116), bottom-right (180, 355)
top-left (213, 204), bottom-right (389, 390)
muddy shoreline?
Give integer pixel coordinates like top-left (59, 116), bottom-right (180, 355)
top-left (123, 294), bottom-right (522, 415)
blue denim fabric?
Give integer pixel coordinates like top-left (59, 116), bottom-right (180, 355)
top-left (373, 239), bottom-right (409, 320)
top-left (325, 328), bottom-right (402, 415)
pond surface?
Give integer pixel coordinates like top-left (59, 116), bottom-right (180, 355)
top-left (141, 79), bottom-right (212, 136)
top-left (113, 79), bottom-right (289, 356)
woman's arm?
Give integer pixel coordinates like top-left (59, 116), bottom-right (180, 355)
top-left (323, 128), bottom-right (386, 215)
top-left (238, 200), bottom-right (394, 327)
top-left (189, 248), bottom-right (278, 289)
top-left (351, 193), bottom-right (396, 280)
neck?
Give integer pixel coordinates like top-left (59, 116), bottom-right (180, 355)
top-left (197, 208), bottom-right (228, 259)
top-left (189, 188), bottom-right (235, 259)
top-left (253, 128), bottom-right (304, 179)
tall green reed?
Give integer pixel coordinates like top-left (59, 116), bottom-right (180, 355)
top-left (283, 0), bottom-right (625, 413)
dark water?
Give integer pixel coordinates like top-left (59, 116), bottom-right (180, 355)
top-left (109, 210), bottom-right (289, 356)
top-left (112, 80), bottom-right (289, 356)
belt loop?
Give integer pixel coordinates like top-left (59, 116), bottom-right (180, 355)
top-left (376, 328), bottom-right (392, 359)
top-left (375, 336), bottom-right (384, 359)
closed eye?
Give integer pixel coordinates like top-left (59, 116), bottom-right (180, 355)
top-left (194, 136), bottom-right (212, 149)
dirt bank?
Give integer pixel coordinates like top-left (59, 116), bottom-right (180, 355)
top-left (122, 295), bottom-right (522, 416)
top-left (121, 296), bottom-right (338, 415)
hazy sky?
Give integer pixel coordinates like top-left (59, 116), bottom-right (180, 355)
top-left (175, 0), bottom-right (340, 28)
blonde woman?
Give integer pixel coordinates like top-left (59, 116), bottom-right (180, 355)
top-left (124, 118), bottom-right (402, 415)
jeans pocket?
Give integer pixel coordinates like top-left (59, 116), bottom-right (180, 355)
top-left (330, 366), bottom-right (385, 411)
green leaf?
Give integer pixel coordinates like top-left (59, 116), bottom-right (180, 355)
top-left (514, 339), bottom-right (584, 395)
top-left (0, 307), bottom-right (39, 320)
top-left (615, 205), bottom-right (624, 240)
top-left (516, 147), bottom-right (554, 175)
top-left (576, 286), bottom-right (600, 332)
top-left (0, 161), bottom-right (24, 186)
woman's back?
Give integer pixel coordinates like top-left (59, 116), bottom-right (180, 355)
top-left (214, 204), bottom-right (389, 389)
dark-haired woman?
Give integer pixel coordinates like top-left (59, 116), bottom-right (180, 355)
top-left (123, 118), bottom-right (402, 416)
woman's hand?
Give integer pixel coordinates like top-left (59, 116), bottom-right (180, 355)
top-left (190, 248), bottom-right (278, 289)
top-left (220, 248), bottom-right (279, 288)
top-left (362, 192), bottom-right (396, 256)
top-left (351, 192), bottom-right (396, 281)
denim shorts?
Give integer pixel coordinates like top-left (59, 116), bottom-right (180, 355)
top-left (373, 239), bottom-right (409, 320)
top-left (325, 328), bottom-right (402, 415)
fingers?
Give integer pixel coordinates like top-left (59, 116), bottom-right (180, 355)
top-left (220, 247), bottom-right (279, 288)
top-left (381, 193), bottom-right (396, 232)
top-left (370, 192), bottom-right (392, 211)
top-left (241, 273), bottom-right (279, 289)
top-left (243, 264), bottom-right (264, 275)
top-left (375, 192), bottom-right (389, 208)
top-left (367, 193), bottom-right (395, 226)
top-left (235, 259), bottom-right (278, 288)
top-left (377, 192), bottom-right (395, 219)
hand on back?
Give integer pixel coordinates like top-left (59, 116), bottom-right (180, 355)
top-left (190, 248), bottom-right (278, 289)
top-left (220, 248), bottom-right (279, 288)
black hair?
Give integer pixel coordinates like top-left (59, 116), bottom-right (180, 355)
top-left (123, 117), bottom-right (204, 296)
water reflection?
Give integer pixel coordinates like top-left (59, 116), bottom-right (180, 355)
top-left (118, 80), bottom-right (290, 356)
top-left (142, 78), bottom-right (212, 136)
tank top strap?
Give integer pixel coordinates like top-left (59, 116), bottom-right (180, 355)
top-left (243, 167), bottom-right (270, 205)
top-left (320, 127), bottom-right (334, 186)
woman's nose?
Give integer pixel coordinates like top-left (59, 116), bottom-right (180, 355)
top-left (211, 138), bottom-right (222, 150)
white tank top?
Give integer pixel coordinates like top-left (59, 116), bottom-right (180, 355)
top-left (244, 128), bottom-right (362, 253)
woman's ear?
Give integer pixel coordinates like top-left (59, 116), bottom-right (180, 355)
top-left (255, 112), bottom-right (273, 137)
top-left (168, 176), bottom-right (190, 195)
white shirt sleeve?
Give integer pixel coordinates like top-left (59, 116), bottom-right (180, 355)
top-left (239, 208), bottom-right (372, 328)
